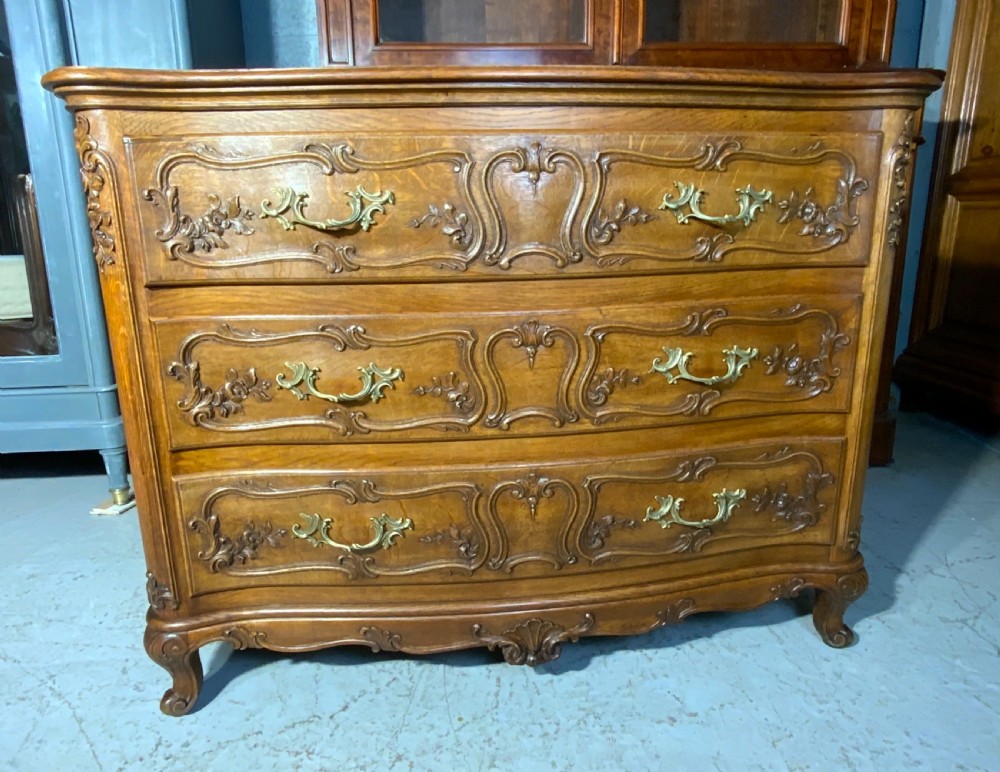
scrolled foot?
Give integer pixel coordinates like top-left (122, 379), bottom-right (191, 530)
top-left (812, 568), bottom-right (868, 649)
top-left (144, 630), bottom-right (204, 716)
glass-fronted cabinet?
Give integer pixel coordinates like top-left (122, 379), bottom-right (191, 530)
top-left (320, 0), bottom-right (896, 68)
top-left (0, 6), bottom-right (57, 357)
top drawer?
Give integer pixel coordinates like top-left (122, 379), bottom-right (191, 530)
top-left (128, 130), bottom-right (881, 284)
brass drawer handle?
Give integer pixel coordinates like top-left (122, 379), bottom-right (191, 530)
top-left (293, 512), bottom-right (413, 555)
top-left (659, 182), bottom-right (772, 228)
top-left (260, 185), bottom-right (394, 232)
top-left (645, 488), bottom-right (747, 529)
top-left (276, 361), bottom-right (403, 404)
top-left (651, 345), bottom-right (757, 387)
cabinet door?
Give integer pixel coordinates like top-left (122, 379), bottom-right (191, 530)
top-left (620, 0), bottom-right (896, 68)
top-left (320, 0), bottom-right (614, 65)
top-left (896, 0), bottom-right (1000, 416)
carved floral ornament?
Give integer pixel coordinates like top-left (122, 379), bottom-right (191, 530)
top-left (74, 117), bottom-right (118, 270)
top-left (139, 138), bottom-right (869, 273)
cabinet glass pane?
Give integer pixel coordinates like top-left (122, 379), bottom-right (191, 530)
top-left (645, 0), bottom-right (844, 44)
top-left (376, 0), bottom-right (587, 44)
top-left (0, 0), bottom-right (58, 357)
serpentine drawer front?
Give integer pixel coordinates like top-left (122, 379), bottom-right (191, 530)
top-left (174, 436), bottom-right (845, 596)
top-left (129, 130), bottom-right (880, 283)
top-left (153, 285), bottom-right (861, 448)
top-left (43, 65), bottom-right (941, 715)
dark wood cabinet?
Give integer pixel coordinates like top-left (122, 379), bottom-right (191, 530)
top-left (318, 0), bottom-right (896, 67)
top-left (896, 0), bottom-right (1000, 418)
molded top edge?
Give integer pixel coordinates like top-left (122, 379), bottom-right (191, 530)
top-left (42, 65), bottom-right (944, 99)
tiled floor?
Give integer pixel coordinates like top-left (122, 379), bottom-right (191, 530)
top-left (1, 411), bottom-right (998, 771)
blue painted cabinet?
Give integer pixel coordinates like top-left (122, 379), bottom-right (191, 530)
top-left (0, 0), bottom-right (199, 501)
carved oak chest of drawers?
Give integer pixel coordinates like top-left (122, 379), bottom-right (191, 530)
top-left (44, 66), bottom-right (940, 714)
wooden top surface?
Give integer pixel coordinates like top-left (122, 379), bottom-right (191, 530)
top-left (43, 66), bottom-right (943, 111)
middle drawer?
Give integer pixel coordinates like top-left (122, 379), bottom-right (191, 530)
top-left (153, 287), bottom-right (861, 449)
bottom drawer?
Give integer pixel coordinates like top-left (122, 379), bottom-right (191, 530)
top-left (175, 435), bottom-right (846, 597)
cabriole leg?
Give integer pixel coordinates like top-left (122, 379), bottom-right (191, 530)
top-left (812, 567), bottom-right (869, 649)
top-left (144, 630), bottom-right (204, 716)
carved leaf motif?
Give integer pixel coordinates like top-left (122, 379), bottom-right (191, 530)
top-left (586, 368), bottom-right (643, 407)
top-left (223, 627), bottom-right (268, 650)
top-left (167, 361), bottom-right (273, 426)
top-left (473, 614), bottom-right (595, 666)
top-left (412, 372), bottom-right (475, 414)
top-left (751, 471), bottom-right (834, 532)
top-left (582, 515), bottom-right (639, 550)
top-left (145, 572), bottom-right (179, 611)
top-left (777, 174), bottom-right (869, 244)
top-left (74, 117), bottom-right (116, 270)
top-left (420, 523), bottom-right (480, 559)
top-left (590, 199), bottom-right (655, 245)
top-left (761, 310), bottom-right (851, 395)
top-left (188, 513), bottom-right (286, 573)
top-left (144, 184), bottom-right (256, 257)
top-left (887, 114), bottom-right (917, 248)
top-left (408, 202), bottom-right (472, 246)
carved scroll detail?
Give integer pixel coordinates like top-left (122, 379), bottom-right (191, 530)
top-left (473, 614), bottom-right (595, 666)
top-left (144, 185), bottom-right (256, 258)
top-left (483, 143), bottom-right (585, 268)
top-left (485, 473), bottom-right (579, 571)
top-left (167, 362), bottom-right (272, 426)
top-left (580, 446), bottom-right (835, 563)
top-left (167, 323), bottom-right (483, 436)
top-left (887, 113), bottom-right (917, 249)
top-left (189, 498), bottom-right (287, 573)
top-left (146, 571), bottom-right (179, 611)
top-left (588, 141), bottom-right (870, 266)
top-left (74, 117), bottom-right (117, 270)
top-left (484, 320), bottom-right (579, 430)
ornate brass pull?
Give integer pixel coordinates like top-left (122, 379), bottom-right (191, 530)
top-left (659, 182), bottom-right (772, 228)
top-left (260, 185), bottom-right (394, 232)
top-left (645, 488), bottom-right (746, 529)
top-left (293, 512), bottom-right (412, 554)
top-left (651, 345), bottom-right (757, 386)
top-left (276, 361), bottom-right (403, 404)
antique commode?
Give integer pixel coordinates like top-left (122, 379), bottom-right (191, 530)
top-left (43, 63), bottom-right (940, 714)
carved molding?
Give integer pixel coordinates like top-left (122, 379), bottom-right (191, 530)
top-left (473, 613), bottom-right (595, 666)
top-left (143, 142), bottom-right (481, 271)
top-left (485, 473), bottom-right (579, 571)
top-left (146, 571), bottom-right (179, 611)
top-left (483, 143), bottom-right (585, 268)
top-left (167, 323), bottom-right (483, 436)
top-left (580, 303), bottom-right (853, 425)
top-left (187, 477), bottom-right (484, 580)
top-left (484, 320), bottom-right (580, 430)
top-left (587, 140), bottom-right (870, 266)
top-left (74, 116), bottom-right (118, 271)
top-left (580, 446), bottom-right (836, 563)
top-left (887, 113), bottom-right (917, 249)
